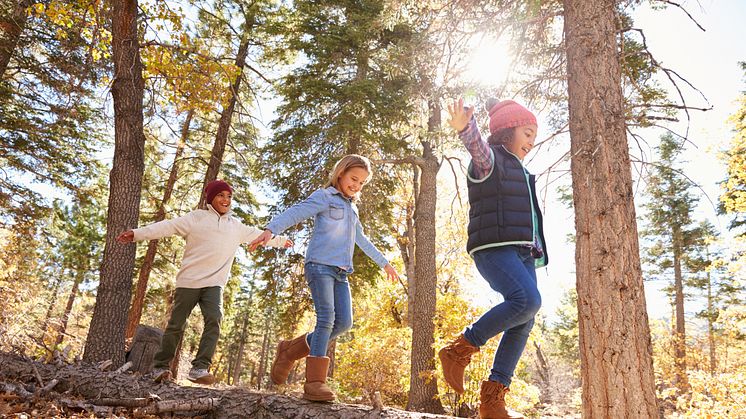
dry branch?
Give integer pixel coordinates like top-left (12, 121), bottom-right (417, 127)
top-left (0, 352), bottom-right (456, 418)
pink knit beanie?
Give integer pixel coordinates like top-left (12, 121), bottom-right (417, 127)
top-left (488, 100), bottom-right (537, 134)
top-left (205, 180), bottom-right (233, 204)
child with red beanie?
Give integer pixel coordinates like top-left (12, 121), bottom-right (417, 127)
top-left (116, 180), bottom-right (292, 384)
top-left (439, 99), bottom-right (548, 419)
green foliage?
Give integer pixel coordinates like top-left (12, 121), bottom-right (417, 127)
top-left (0, 0), bottom-right (107, 226)
top-left (641, 133), bottom-right (705, 290)
top-left (719, 62), bottom-right (746, 236)
top-left (548, 288), bottom-right (579, 373)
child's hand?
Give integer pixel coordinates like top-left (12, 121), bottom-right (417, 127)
top-left (249, 229), bottom-right (273, 251)
top-left (384, 264), bottom-right (400, 283)
top-left (283, 238), bottom-right (294, 248)
top-left (447, 98), bottom-right (474, 132)
top-left (116, 230), bottom-right (134, 243)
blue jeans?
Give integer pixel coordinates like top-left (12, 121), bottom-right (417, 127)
top-left (463, 246), bottom-right (541, 387)
top-left (304, 262), bottom-right (353, 357)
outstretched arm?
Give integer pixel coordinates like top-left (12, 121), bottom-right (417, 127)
top-left (116, 230), bottom-right (135, 243)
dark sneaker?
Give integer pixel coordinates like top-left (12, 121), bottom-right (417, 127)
top-left (187, 368), bottom-right (215, 385)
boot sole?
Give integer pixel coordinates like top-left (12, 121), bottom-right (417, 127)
top-left (187, 375), bottom-right (216, 385)
top-left (303, 394), bottom-right (335, 402)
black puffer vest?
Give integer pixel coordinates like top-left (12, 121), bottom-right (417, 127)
top-left (466, 145), bottom-right (548, 266)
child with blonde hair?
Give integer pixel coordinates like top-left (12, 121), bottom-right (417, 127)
top-left (250, 154), bottom-right (400, 401)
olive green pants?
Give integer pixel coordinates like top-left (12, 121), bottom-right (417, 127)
top-left (153, 286), bottom-right (223, 370)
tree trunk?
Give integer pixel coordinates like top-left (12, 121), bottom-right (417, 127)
top-left (256, 316), bottom-right (270, 389)
top-left (232, 314), bottom-right (250, 385)
top-left (125, 108), bottom-right (193, 339)
top-left (395, 166), bottom-right (418, 327)
top-left (563, 1), bottom-right (658, 417)
top-left (198, 36), bottom-right (250, 208)
top-left (55, 268), bottom-right (85, 347)
top-left (40, 275), bottom-right (64, 343)
top-left (706, 269), bottom-right (716, 375)
top-left (0, 0), bottom-right (33, 78)
top-left (406, 100), bottom-right (443, 413)
top-left (326, 339), bottom-right (336, 378)
top-left (672, 233), bottom-right (688, 389)
top-left (83, 0), bottom-right (145, 367)
top-left (125, 325), bottom-right (163, 374)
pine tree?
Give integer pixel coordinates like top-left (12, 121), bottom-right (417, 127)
top-left (641, 133), bottom-right (703, 389)
top-left (83, 0), bottom-right (146, 366)
top-left (0, 0), bottom-right (107, 225)
top-left (564, 0), bottom-right (658, 416)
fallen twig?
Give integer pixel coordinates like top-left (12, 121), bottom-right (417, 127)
top-left (31, 363), bottom-right (44, 387)
top-left (114, 361), bottom-right (133, 374)
top-left (137, 397), bottom-right (220, 414)
top-left (97, 359), bottom-right (113, 371)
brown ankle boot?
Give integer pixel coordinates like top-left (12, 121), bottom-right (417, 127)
top-left (438, 334), bottom-right (479, 394)
top-left (303, 356), bottom-right (335, 402)
top-left (271, 334), bottom-right (310, 385)
top-left (303, 356), bottom-right (334, 402)
top-left (479, 380), bottom-right (523, 419)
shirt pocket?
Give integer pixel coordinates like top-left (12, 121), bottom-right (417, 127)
top-left (329, 204), bottom-right (345, 220)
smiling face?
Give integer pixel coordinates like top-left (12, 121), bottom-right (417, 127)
top-left (337, 167), bottom-right (370, 199)
top-left (504, 123), bottom-right (538, 160)
top-left (210, 190), bottom-right (232, 215)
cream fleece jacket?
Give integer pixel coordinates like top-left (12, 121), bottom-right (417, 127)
top-left (132, 205), bottom-right (288, 289)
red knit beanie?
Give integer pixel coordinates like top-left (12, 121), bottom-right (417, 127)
top-left (488, 100), bottom-right (537, 134)
top-left (205, 180), bottom-right (233, 205)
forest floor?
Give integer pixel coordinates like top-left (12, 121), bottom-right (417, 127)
top-left (0, 352), bottom-right (582, 418)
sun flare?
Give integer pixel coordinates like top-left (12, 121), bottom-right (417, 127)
top-left (463, 34), bottom-right (513, 87)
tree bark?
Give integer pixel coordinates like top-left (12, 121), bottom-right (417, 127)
top-left (0, 353), bottom-right (456, 418)
top-left (672, 231), bottom-right (688, 389)
top-left (55, 268), bottom-right (85, 348)
top-left (406, 99), bottom-right (444, 413)
top-left (83, 0), bottom-right (145, 367)
top-left (706, 269), bottom-right (716, 375)
top-left (0, 0), bottom-right (33, 79)
top-left (563, 1), bottom-right (658, 417)
top-left (125, 108), bottom-right (193, 340)
top-left (40, 275), bottom-right (64, 343)
top-left (395, 167), bottom-right (418, 326)
top-left (232, 314), bottom-right (250, 385)
top-left (198, 35), bottom-right (250, 208)
top-left (257, 316), bottom-right (270, 389)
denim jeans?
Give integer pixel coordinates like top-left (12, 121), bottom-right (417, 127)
top-left (153, 286), bottom-right (223, 370)
top-left (463, 246), bottom-right (541, 387)
top-left (304, 262), bottom-right (353, 357)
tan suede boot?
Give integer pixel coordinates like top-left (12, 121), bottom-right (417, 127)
top-left (479, 380), bottom-right (523, 419)
top-left (303, 356), bottom-right (335, 402)
top-left (271, 334), bottom-right (310, 385)
top-left (438, 334), bottom-right (479, 394)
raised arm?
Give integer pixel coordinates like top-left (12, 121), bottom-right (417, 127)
top-left (447, 98), bottom-right (493, 180)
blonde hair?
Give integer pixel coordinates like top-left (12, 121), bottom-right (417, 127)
top-left (325, 154), bottom-right (373, 192)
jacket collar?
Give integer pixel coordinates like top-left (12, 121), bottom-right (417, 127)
top-left (326, 186), bottom-right (353, 202)
top-left (207, 204), bottom-right (232, 218)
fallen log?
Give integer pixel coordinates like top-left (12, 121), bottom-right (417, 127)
top-left (0, 352), bottom-right (456, 418)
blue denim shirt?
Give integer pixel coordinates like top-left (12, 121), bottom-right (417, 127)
top-left (266, 187), bottom-right (388, 272)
